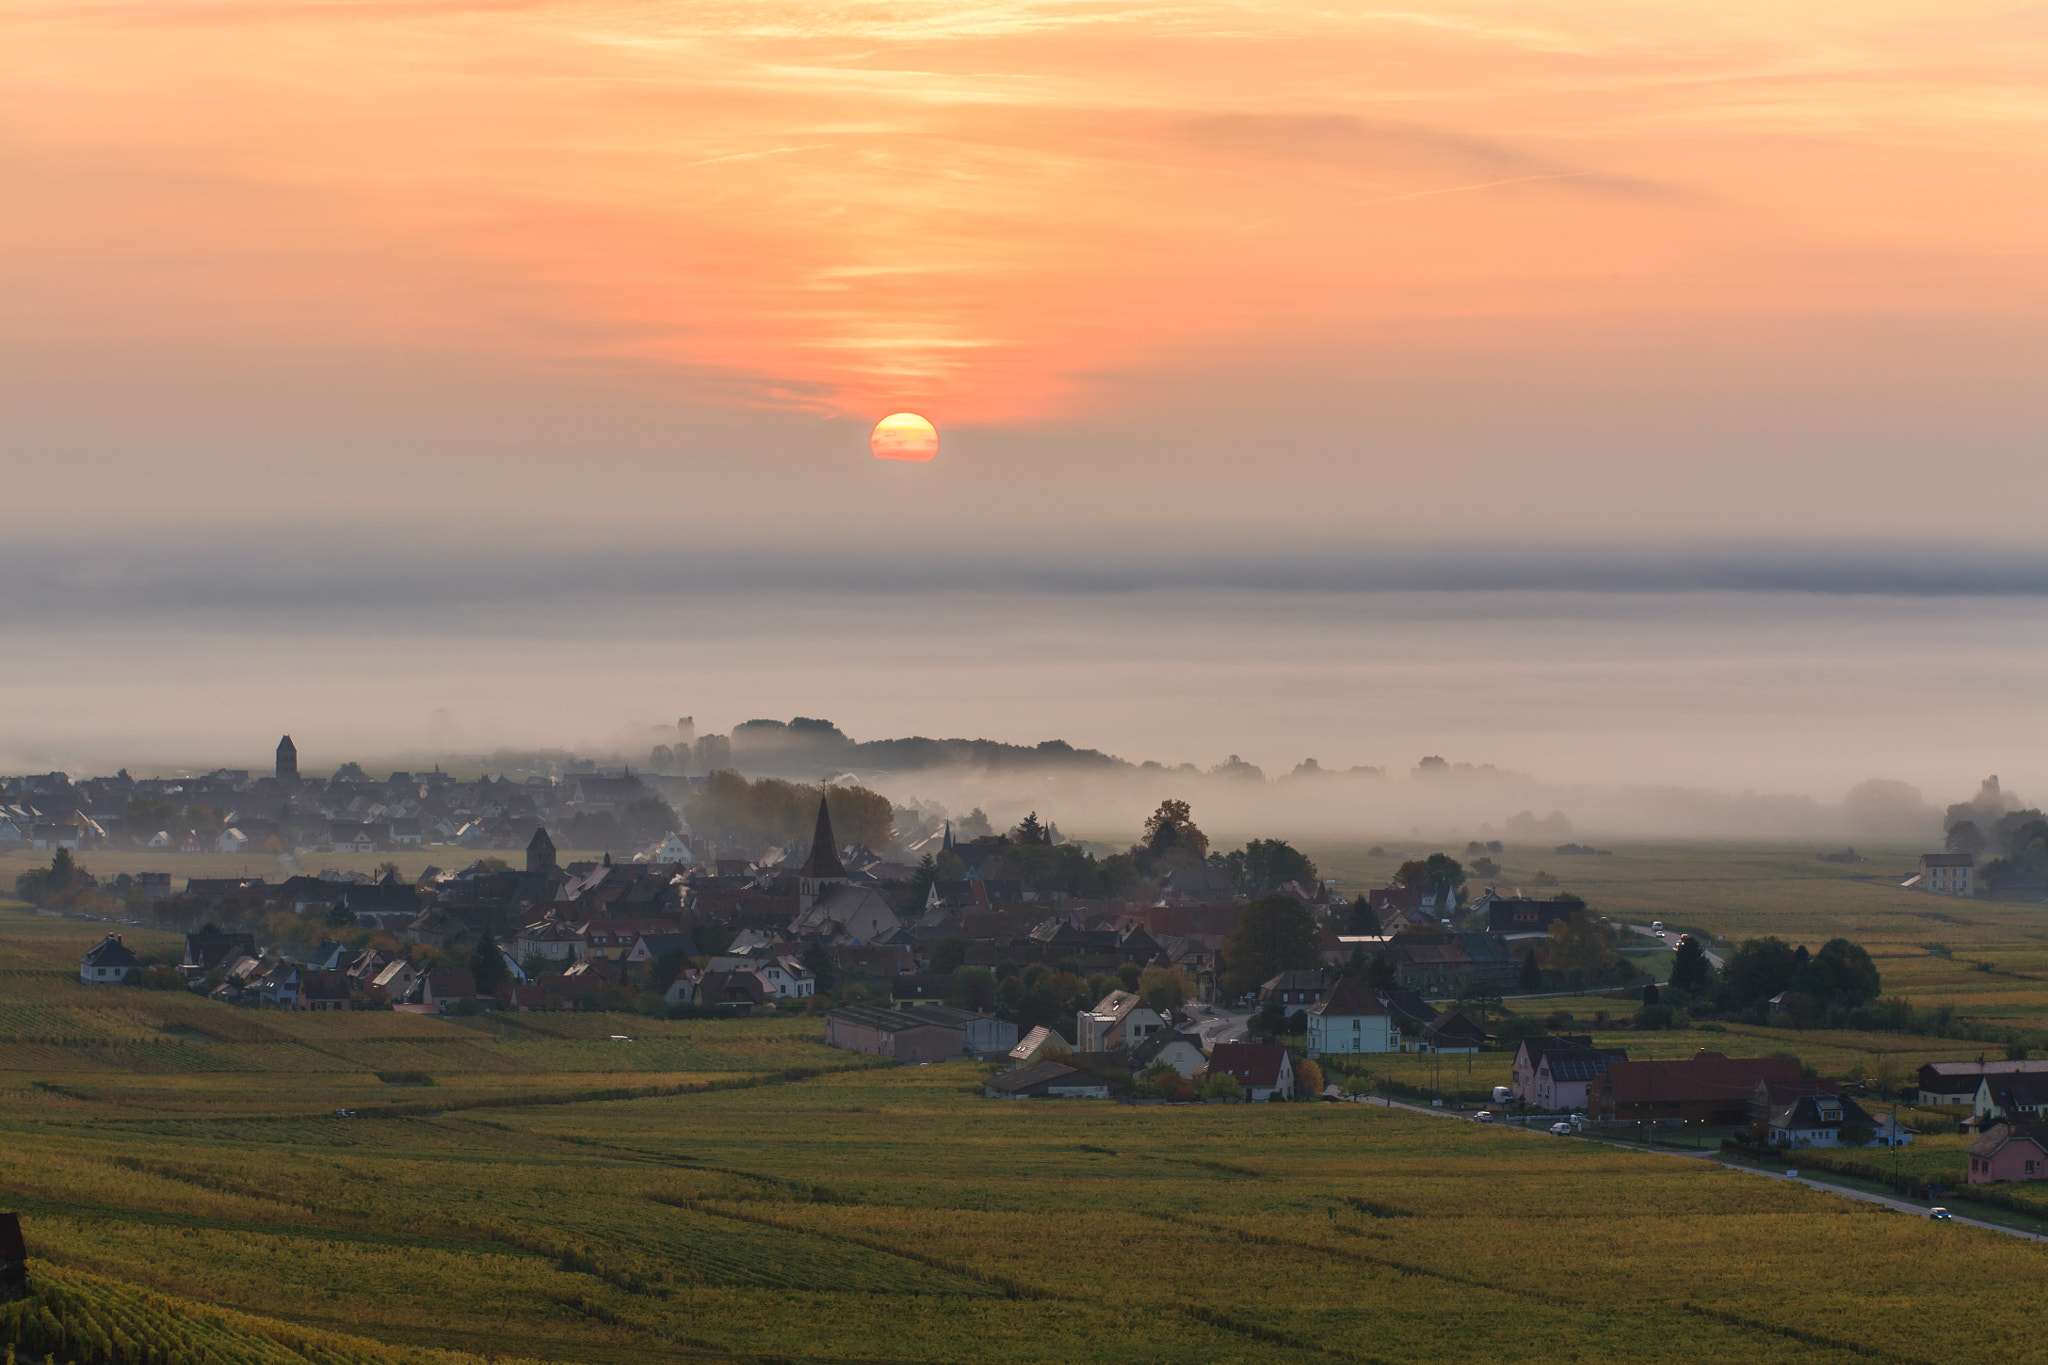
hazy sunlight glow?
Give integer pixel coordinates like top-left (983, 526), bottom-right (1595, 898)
top-left (871, 412), bottom-right (939, 461)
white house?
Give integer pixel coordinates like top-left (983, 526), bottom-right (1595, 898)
top-left (651, 833), bottom-right (693, 863)
top-left (756, 955), bottom-right (816, 999)
top-left (1075, 990), bottom-right (1167, 1051)
top-left (1915, 853), bottom-right (1973, 896)
top-left (80, 934), bottom-right (140, 985)
top-left (1131, 1029), bottom-right (1209, 1078)
top-left (217, 828), bottom-right (249, 854)
top-left (1304, 977), bottom-right (1401, 1055)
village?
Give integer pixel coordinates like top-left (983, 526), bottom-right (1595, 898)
top-left (16, 737), bottom-right (2042, 1200)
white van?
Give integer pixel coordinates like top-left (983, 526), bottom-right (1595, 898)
top-left (1492, 1086), bottom-right (1512, 1103)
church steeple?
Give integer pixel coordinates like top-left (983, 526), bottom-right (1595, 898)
top-left (797, 797), bottom-right (849, 914)
top-left (800, 797), bottom-right (846, 879)
top-left (275, 735), bottom-right (298, 782)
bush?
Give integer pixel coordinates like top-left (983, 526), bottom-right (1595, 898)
top-left (1200, 1072), bottom-right (1245, 1101)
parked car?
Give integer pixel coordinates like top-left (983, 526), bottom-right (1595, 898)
top-left (1474, 1111), bottom-right (1495, 1123)
top-left (1550, 1121), bottom-right (1573, 1135)
top-left (1928, 1207), bottom-right (1952, 1221)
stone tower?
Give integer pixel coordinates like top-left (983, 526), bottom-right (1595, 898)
top-left (275, 735), bottom-right (298, 782)
top-left (527, 826), bottom-right (557, 876)
top-left (797, 797), bottom-right (850, 915)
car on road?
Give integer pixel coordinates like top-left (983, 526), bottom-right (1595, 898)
top-left (1929, 1207), bottom-right (1953, 1221)
top-left (1550, 1121), bottom-right (1573, 1135)
top-left (1651, 921), bottom-right (1663, 931)
top-left (1474, 1111), bottom-right (1495, 1123)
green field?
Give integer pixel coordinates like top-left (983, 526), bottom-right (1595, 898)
top-left (6, 897), bottom-right (2048, 1365)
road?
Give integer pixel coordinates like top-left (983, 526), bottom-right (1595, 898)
top-left (1621, 922), bottom-right (1725, 969)
top-left (1337, 1095), bottom-right (2046, 1243)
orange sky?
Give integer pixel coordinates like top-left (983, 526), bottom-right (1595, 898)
top-left (5, 0), bottom-right (2048, 528)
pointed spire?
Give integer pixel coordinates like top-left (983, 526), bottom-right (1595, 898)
top-left (942, 819), bottom-right (954, 853)
top-left (800, 797), bottom-right (847, 879)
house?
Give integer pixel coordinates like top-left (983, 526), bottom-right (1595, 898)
top-left (823, 1003), bottom-right (961, 1063)
top-left (420, 967), bottom-right (479, 1010)
top-left (0, 1210), bottom-right (25, 1302)
top-left (1591, 1052), bottom-right (1804, 1126)
top-left (790, 882), bottom-right (901, 942)
top-left (902, 1003), bottom-right (1019, 1055)
top-left (216, 827), bottom-right (249, 854)
top-left (1130, 1028), bottom-right (1208, 1079)
top-left (1973, 1073), bottom-right (2048, 1126)
top-left (755, 955), bottom-right (817, 999)
top-left (1916, 1059), bottom-right (2048, 1106)
top-left (1259, 969), bottom-right (1331, 1016)
top-left (1511, 1036), bottom-right (1629, 1110)
top-left (1753, 1080), bottom-right (1902, 1147)
top-left (1476, 894), bottom-right (1577, 934)
top-left (514, 920), bottom-right (588, 966)
top-left (1075, 990), bottom-right (1167, 1051)
top-left (181, 930), bottom-right (257, 981)
top-left (831, 943), bottom-right (917, 981)
top-left (1205, 1042), bottom-right (1295, 1101)
top-left (371, 959), bottom-right (420, 1003)
top-left (1915, 853), bottom-right (1973, 896)
top-left (298, 969), bottom-right (353, 1012)
top-left (79, 934), bottom-right (139, 985)
top-left (1420, 1010), bottom-right (1488, 1054)
top-left (650, 833), bottom-right (693, 863)
top-left (1009, 1025), bottom-right (1073, 1067)
top-left (1305, 977), bottom-right (1400, 1056)
top-left (1966, 1122), bottom-right (2048, 1184)
top-left (255, 962), bottom-right (303, 1009)
top-left (985, 1060), bottom-right (1119, 1100)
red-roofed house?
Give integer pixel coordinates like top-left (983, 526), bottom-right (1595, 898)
top-left (1591, 1051), bottom-right (1803, 1125)
top-left (1205, 1043), bottom-right (1296, 1101)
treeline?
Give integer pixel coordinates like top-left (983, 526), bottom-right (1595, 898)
top-left (682, 772), bottom-right (894, 853)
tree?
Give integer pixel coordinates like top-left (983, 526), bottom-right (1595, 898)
top-left (333, 762), bottom-right (368, 781)
top-left (1138, 965), bottom-right (1195, 1015)
top-left (933, 937), bottom-right (972, 975)
top-left (801, 940), bottom-right (835, 994)
top-left (1238, 839), bottom-right (1318, 894)
top-left (1366, 951), bottom-right (1397, 990)
top-left (909, 854), bottom-right (940, 910)
top-left (1347, 896), bottom-right (1378, 935)
top-left (1806, 938), bottom-right (1882, 1008)
top-left (1219, 894), bottom-right (1321, 997)
top-left (1014, 811), bottom-right (1048, 845)
top-left (1945, 820), bottom-right (1986, 859)
top-left (953, 966), bottom-right (997, 1013)
top-left (1719, 937), bottom-right (1802, 1012)
top-left (1141, 799), bottom-right (1209, 859)
top-left (469, 931), bottom-right (510, 1001)
top-left (1669, 937), bottom-right (1713, 994)
top-left (1295, 1058), bottom-right (1325, 1098)
top-left (1200, 1071), bottom-right (1245, 1100)
top-left (1519, 948), bottom-right (1542, 992)
top-left (1545, 910), bottom-right (1620, 977)
top-left (1641, 982), bottom-right (1660, 1006)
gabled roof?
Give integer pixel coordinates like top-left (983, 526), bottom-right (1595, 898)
top-left (81, 935), bottom-right (139, 969)
top-left (1208, 1042), bottom-right (1289, 1089)
top-left (1601, 1052), bottom-right (1801, 1104)
top-left (1966, 1121), bottom-right (2048, 1159)
top-left (1130, 1029), bottom-right (1204, 1066)
top-left (1308, 976), bottom-right (1390, 1019)
top-left (1084, 989), bottom-right (1147, 1022)
top-left (986, 1060), bottom-right (1106, 1095)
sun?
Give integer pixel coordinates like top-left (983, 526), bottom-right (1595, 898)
top-left (870, 412), bottom-right (938, 462)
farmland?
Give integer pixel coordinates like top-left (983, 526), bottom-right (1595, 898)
top-left (7, 906), bottom-right (2048, 1365)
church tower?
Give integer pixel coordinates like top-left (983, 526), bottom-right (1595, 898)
top-left (275, 735), bottom-right (298, 782)
top-left (798, 797), bottom-right (850, 915)
top-left (527, 825), bottom-right (557, 876)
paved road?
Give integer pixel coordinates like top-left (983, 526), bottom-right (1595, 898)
top-left (1340, 1096), bottom-right (2046, 1243)
top-left (1621, 922), bottom-right (1726, 969)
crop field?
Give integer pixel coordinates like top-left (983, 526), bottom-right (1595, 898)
top-left (7, 910), bottom-right (2048, 1365)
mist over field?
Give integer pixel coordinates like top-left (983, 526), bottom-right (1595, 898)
top-left (2, 535), bottom-right (2041, 842)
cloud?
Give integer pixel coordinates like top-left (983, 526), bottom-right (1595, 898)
top-left (1176, 112), bottom-right (1663, 197)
